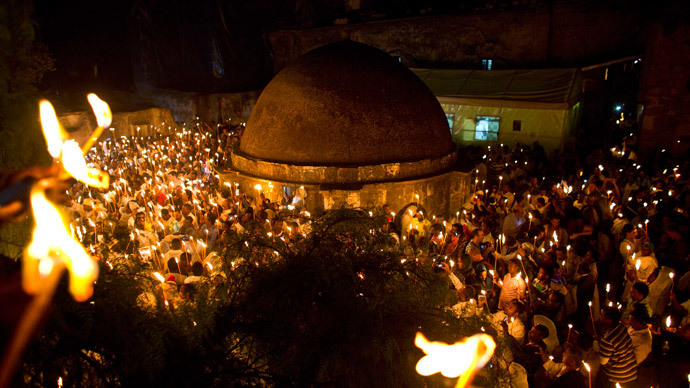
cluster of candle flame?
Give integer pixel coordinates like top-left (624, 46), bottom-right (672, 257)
top-left (22, 94), bottom-right (111, 301)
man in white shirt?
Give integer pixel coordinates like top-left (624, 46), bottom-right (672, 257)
top-left (490, 298), bottom-right (526, 344)
top-left (627, 307), bottom-right (652, 365)
top-left (497, 259), bottom-right (527, 310)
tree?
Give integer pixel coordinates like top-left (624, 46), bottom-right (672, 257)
top-left (21, 209), bottom-right (501, 387)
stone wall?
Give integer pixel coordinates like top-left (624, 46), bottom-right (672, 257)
top-left (139, 89), bottom-right (261, 125)
top-left (219, 169), bottom-right (471, 221)
top-left (268, 4), bottom-right (644, 72)
top-left (639, 20), bottom-right (690, 156)
top-left (59, 107), bottom-right (178, 145)
top-left (193, 91), bottom-right (262, 125)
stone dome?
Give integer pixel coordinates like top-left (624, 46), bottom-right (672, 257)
top-left (239, 40), bottom-right (455, 168)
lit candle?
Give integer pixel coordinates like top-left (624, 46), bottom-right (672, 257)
top-left (414, 332), bottom-right (496, 388)
top-left (567, 324), bottom-right (573, 342)
top-left (588, 301), bottom-right (596, 337)
top-left (153, 272), bottom-right (168, 307)
top-left (583, 362), bottom-right (591, 388)
top-left (81, 93), bottom-right (113, 153)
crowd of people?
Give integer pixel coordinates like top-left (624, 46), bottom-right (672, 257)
top-left (59, 121), bottom-right (689, 388)
top-left (402, 140), bottom-right (689, 388)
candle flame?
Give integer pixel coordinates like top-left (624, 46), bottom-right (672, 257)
top-left (39, 100), bottom-right (64, 158)
top-left (666, 316), bottom-right (671, 327)
top-left (635, 259), bottom-right (641, 271)
top-left (153, 272), bottom-right (165, 283)
top-left (552, 231), bottom-right (558, 243)
top-left (414, 332), bottom-right (495, 387)
top-left (39, 100), bottom-right (110, 189)
top-left (24, 187), bottom-right (98, 301)
top-left (670, 272), bottom-right (675, 279)
top-left (254, 184), bottom-right (262, 191)
top-left (583, 362), bottom-right (590, 373)
top-left (86, 93), bottom-right (112, 127)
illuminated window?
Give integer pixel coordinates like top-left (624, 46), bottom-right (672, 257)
top-left (446, 113), bottom-right (454, 130)
top-left (482, 59), bottom-right (493, 70)
top-left (475, 116), bottom-right (499, 141)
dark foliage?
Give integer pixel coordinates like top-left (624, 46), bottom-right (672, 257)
top-left (21, 209), bottom-right (498, 387)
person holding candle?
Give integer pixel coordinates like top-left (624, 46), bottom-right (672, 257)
top-left (550, 213), bottom-right (570, 242)
top-left (626, 307), bottom-right (652, 366)
top-left (490, 298), bottom-right (526, 345)
top-left (596, 306), bottom-right (638, 387)
top-left (496, 259), bottom-right (527, 310)
top-left (502, 203), bottom-right (526, 242)
top-left (645, 266), bottom-right (674, 316)
top-left (620, 282), bottom-right (652, 325)
top-left (539, 344), bottom-right (587, 388)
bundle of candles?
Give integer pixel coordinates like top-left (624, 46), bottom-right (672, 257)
top-left (0, 95), bottom-right (110, 388)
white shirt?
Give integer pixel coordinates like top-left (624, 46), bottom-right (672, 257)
top-left (627, 326), bottom-right (652, 365)
top-left (491, 311), bottom-right (525, 344)
top-left (499, 273), bottom-right (526, 310)
top-left (449, 299), bottom-right (480, 318)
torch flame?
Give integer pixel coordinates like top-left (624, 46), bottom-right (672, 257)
top-left (24, 187), bottom-right (98, 301)
top-left (414, 332), bottom-right (496, 388)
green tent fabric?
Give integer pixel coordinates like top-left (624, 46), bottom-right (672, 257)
top-left (412, 68), bottom-right (582, 106)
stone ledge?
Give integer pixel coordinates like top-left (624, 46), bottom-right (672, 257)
top-left (230, 149), bottom-right (457, 185)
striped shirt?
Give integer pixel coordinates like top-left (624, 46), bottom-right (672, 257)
top-left (599, 323), bottom-right (638, 383)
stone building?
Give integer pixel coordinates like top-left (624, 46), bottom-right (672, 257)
top-left (220, 40), bottom-right (470, 218)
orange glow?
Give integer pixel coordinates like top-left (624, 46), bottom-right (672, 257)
top-left (415, 332), bottom-right (496, 388)
top-left (24, 187), bottom-right (98, 301)
top-left (39, 100), bottom-right (64, 159)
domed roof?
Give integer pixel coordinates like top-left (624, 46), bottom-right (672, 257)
top-left (239, 40), bottom-right (454, 167)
